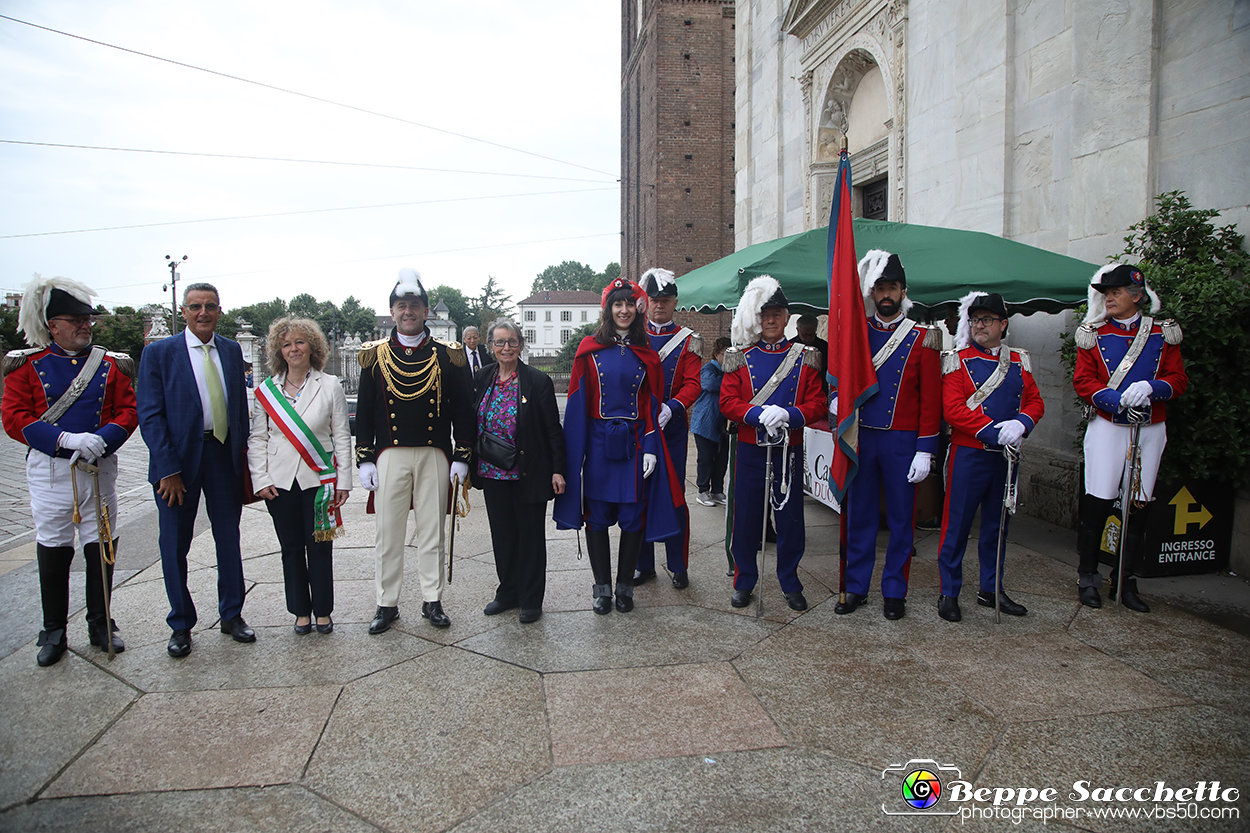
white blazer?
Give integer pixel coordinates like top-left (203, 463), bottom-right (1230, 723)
top-left (247, 369), bottom-right (353, 493)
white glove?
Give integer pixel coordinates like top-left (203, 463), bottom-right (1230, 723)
top-left (906, 452), bottom-right (933, 484)
top-left (358, 462), bottom-right (379, 491)
top-left (642, 453), bottom-right (657, 479)
top-left (1121, 380), bottom-right (1153, 409)
top-left (994, 419), bottom-right (1027, 448)
top-left (450, 461), bottom-right (469, 484)
top-left (759, 404), bottom-right (790, 431)
top-left (829, 394), bottom-right (838, 414)
top-left (59, 431), bottom-right (107, 463)
top-left (657, 402), bottom-right (673, 429)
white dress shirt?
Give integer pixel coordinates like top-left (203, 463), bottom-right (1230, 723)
top-left (184, 326), bottom-right (227, 433)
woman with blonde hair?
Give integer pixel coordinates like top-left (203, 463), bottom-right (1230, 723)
top-left (247, 317), bottom-right (351, 634)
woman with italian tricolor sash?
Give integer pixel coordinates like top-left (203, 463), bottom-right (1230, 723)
top-left (247, 318), bottom-right (352, 635)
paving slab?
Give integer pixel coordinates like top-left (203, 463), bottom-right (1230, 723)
top-left (45, 685), bottom-right (340, 797)
top-left (0, 785), bottom-right (382, 833)
top-left (86, 562), bottom-right (232, 651)
top-left (457, 604), bottom-right (778, 673)
top-left (733, 625), bottom-right (1004, 771)
top-left (0, 649), bottom-right (138, 810)
top-left (545, 661), bottom-right (786, 765)
top-left (305, 646), bottom-right (548, 833)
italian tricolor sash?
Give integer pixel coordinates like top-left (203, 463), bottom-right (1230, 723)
top-left (256, 376), bottom-right (342, 541)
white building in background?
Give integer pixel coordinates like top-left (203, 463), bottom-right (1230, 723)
top-left (735, 0), bottom-right (1249, 527)
top-left (515, 290), bottom-right (602, 357)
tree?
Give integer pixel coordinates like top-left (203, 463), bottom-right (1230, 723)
top-left (0, 306), bottom-right (22, 352)
top-left (471, 275), bottom-right (514, 330)
top-left (551, 322), bottom-right (596, 372)
top-left (599, 262), bottom-right (621, 286)
top-left (530, 260), bottom-right (620, 296)
top-left (428, 285), bottom-right (472, 334)
top-left (93, 306), bottom-right (147, 360)
top-left (226, 297), bottom-right (287, 341)
top-left (339, 296), bottom-right (378, 339)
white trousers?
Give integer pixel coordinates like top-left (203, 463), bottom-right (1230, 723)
top-left (27, 453), bottom-right (119, 547)
top-left (1083, 417), bottom-right (1167, 502)
top-left (374, 447), bottom-right (448, 606)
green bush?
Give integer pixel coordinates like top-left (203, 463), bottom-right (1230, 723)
top-left (1062, 191), bottom-right (1249, 486)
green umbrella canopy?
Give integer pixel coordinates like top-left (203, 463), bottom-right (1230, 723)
top-left (677, 219), bottom-right (1100, 319)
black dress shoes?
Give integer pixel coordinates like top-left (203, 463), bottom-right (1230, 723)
top-left (294, 619), bottom-right (313, 635)
top-left (36, 629), bottom-right (67, 667)
top-left (167, 629), bottom-right (192, 657)
top-left (671, 571), bottom-right (689, 589)
top-left (483, 599), bottom-right (517, 616)
top-left (369, 606), bottom-right (400, 634)
top-left (977, 590), bottom-right (1027, 616)
top-left (784, 591), bottom-right (808, 612)
top-left (938, 594), bottom-right (962, 622)
top-left (834, 592), bottom-right (866, 615)
top-left (519, 608), bottom-right (542, 624)
top-left (220, 616), bottom-right (256, 643)
top-left (1079, 585), bottom-right (1102, 608)
top-left (731, 589), bottom-right (752, 608)
top-left (316, 618), bottom-right (334, 634)
top-left (883, 597), bottom-right (906, 620)
top-left (592, 595), bottom-right (613, 615)
top-left (633, 569), bottom-right (657, 586)
top-left (615, 593), bottom-right (634, 613)
top-left (88, 621), bottom-right (125, 653)
top-left (421, 601), bottom-right (451, 628)
top-left (1115, 578), bottom-right (1150, 613)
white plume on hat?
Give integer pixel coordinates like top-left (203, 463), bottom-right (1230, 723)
top-left (731, 275), bottom-right (781, 346)
top-left (639, 267), bottom-right (675, 295)
top-left (953, 291), bottom-right (982, 350)
top-left (858, 249), bottom-right (912, 318)
top-left (17, 273), bottom-right (97, 348)
top-left (394, 267), bottom-right (425, 298)
top-left (1083, 262), bottom-right (1160, 326)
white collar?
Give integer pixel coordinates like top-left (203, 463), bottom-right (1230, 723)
top-left (396, 330), bottom-right (425, 348)
top-left (184, 327), bottom-right (214, 349)
top-left (1112, 312), bottom-right (1142, 328)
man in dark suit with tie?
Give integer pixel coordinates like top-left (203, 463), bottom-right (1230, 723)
top-left (463, 326), bottom-right (491, 374)
top-left (138, 283), bottom-right (253, 657)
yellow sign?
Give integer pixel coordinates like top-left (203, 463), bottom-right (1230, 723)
top-left (1169, 486), bottom-right (1213, 534)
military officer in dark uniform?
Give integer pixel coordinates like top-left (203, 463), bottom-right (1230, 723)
top-left (719, 276), bottom-right (826, 611)
top-left (634, 267), bottom-right (703, 589)
top-left (1073, 263), bottom-right (1186, 612)
top-left (356, 268), bottom-right (475, 632)
top-left (2, 275), bottom-right (137, 666)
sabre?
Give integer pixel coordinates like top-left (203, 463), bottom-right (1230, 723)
top-left (1114, 407), bottom-right (1150, 606)
top-left (994, 444), bottom-right (1021, 624)
top-left (75, 460), bottom-right (117, 660)
top-left (758, 427), bottom-right (787, 618)
top-left (447, 475), bottom-right (459, 585)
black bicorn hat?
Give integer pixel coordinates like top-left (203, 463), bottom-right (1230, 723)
top-left (761, 284), bottom-right (790, 309)
top-left (967, 292), bottom-right (1008, 320)
top-left (639, 267), bottom-right (678, 298)
top-left (1091, 263), bottom-right (1146, 292)
top-left (46, 288), bottom-right (102, 319)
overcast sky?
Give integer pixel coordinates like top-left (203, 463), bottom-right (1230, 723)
top-left (0, 1), bottom-right (621, 318)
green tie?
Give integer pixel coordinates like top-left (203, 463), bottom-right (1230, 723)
top-left (200, 343), bottom-right (229, 443)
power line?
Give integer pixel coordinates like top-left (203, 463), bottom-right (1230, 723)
top-left (0, 140), bottom-right (617, 184)
top-left (0, 187), bottom-right (619, 238)
top-left (0, 13), bottom-right (616, 178)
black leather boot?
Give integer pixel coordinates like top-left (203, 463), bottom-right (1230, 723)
top-left (84, 540), bottom-right (124, 653)
top-left (36, 544), bottom-right (73, 666)
top-left (1114, 508), bottom-right (1151, 613)
top-left (615, 530), bottom-right (645, 612)
top-left (585, 529), bottom-right (613, 613)
top-left (1076, 493), bottom-right (1114, 608)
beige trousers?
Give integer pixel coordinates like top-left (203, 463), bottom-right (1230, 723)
top-left (374, 447), bottom-right (448, 606)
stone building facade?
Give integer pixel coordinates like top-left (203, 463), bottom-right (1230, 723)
top-left (622, 0), bottom-right (738, 349)
top-left (735, 0), bottom-right (1250, 530)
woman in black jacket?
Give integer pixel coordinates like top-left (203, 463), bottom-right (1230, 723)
top-left (470, 318), bottom-right (566, 623)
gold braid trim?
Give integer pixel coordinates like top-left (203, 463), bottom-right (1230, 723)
top-left (376, 342), bottom-right (442, 404)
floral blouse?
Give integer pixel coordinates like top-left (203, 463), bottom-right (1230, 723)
top-left (477, 371), bottom-right (520, 480)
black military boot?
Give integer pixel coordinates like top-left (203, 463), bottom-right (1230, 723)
top-left (84, 540), bottom-right (124, 653)
top-left (615, 530), bottom-right (645, 612)
top-left (1113, 508), bottom-right (1151, 613)
top-left (1076, 494), bottom-right (1115, 608)
top-left (36, 544), bottom-right (74, 667)
top-left (585, 529), bottom-right (614, 614)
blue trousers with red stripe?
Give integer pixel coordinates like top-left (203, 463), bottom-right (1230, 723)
top-left (937, 444), bottom-right (1013, 598)
top-left (638, 417), bottom-right (690, 573)
top-left (731, 441), bottom-right (804, 594)
top-left (843, 428), bottom-right (916, 599)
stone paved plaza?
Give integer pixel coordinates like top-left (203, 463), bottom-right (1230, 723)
top-left (1, 433), bottom-right (1248, 831)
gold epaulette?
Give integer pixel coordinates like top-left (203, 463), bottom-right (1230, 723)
top-left (1012, 348), bottom-right (1031, 374)
top-left (357, 339), bottom-right (387, 369)
top-left (722, 346), bottom-right (745, 373)
top-left (107, 351), bottom-right (136, 381)
top-left (941, 350), bottom-right (960, 376)
top-left (686, 332), bottom-right (703, 356)
top-left (1161, 319), bottom-right (1182, 345)
top-left (922, 326), bottom-right (944, 351)
top-left (802, 345), bottom-right (822, 369)
top-left (436, 339), bottom-right (466, 367)
top-left (2, 347), bottom-right (40, 378)
top-left (1074, 323), bottom-right (1098, 350)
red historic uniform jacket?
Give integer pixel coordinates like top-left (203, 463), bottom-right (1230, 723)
top-left (856, 318), bottom-right (942, 453)
top-left (942, 343), bottom-right (1044, 451)
top-left (1073, 315), bottom-right (1186, 426)
top-left (645, 319), bottom-right (702, 420)
top-left (2, 344), bottom-right (137, 457)
top-left (720, 339), bottom-right (826, 446)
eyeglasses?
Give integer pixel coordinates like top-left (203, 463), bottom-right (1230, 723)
top-left (49, 316), bottom-right (97, 328)
top-left (970, 316), bottom-right (1003, 327)
top-left (492, 339), bottom-right (520, 348)
top-left (183, 302), bottom-right (220, 313)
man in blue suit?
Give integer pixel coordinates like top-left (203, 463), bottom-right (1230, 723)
top-left (138, 283), bottom-right (253, 657)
